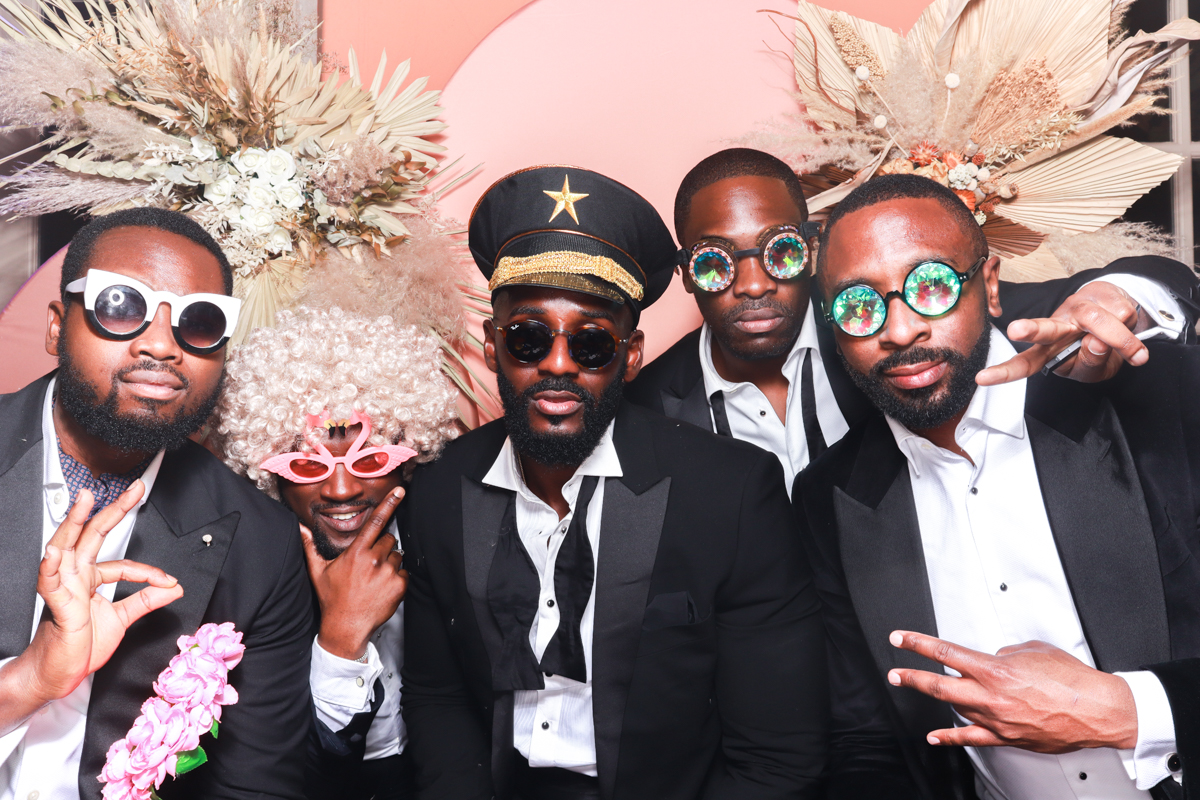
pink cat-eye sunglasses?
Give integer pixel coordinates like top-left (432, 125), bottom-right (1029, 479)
top-left (258, 410), bottom-right (417, 484)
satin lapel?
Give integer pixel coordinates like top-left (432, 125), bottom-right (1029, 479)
top-left (460, 475), bottom-right (512, 679)
top-left (833, 417), bottom-right (951, 740)
top-left (816, 314), bottom-right (873, 427)
top-left (0, 375), bottom-right (53, 659)
top-left (659, 377), bottom-right (713, 432)
top-left (80, 452), bottom-right (239, 800)
top-left (1028, 405), bottom-right (1170, 671)
top-left (592, 404), bottom-right (669, 800)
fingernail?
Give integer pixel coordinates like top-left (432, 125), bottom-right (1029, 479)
top-left (889, 631), bottom-right (903, 647)
top-left (928, 735), bottom-right (940, 745)
top-left (166, 575), bottom-right (178, 585)
top-left (888, 670), bottom-right (901, 686)
top-left (1087, 339), bottom-right (1108, 355)
top-left (1132, 349), bottom-right (1148, 366)
top-left (391, 488), bottom-right (403, 498)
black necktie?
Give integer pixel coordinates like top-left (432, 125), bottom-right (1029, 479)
top-left (801, 348), bottom-right (827, 462)
top-left (487, 475), bottom-right (599, 689)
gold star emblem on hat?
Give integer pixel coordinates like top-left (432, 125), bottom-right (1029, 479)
top-left (543, 176), bottom-right (589, 224)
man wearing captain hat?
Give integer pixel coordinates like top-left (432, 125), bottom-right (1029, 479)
top-left (399, 165), bottom-right (828, 800)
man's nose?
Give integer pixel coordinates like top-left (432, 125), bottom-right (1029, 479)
top-left (729, 251), bottom-right (777, 299)
top-left (879, 297), bottom-right (932, 350)
top-left (538, 331), bottom-right (579, 377)
top-left (128, 302), bottom-right (183, 362)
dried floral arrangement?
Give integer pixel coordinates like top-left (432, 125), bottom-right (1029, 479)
top-left (746, 0), bottom-right (1200, 280)
top-left (0, 0), bottom-right (495, 415)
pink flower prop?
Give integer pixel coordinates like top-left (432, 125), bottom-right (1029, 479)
top-left (99, 623), bottom-right (245, 800)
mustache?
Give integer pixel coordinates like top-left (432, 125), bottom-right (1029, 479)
top-left (114, 359), bottom-right (190, 390)
top-left (520, 376), bottom-right (597, 407)
top-left (871, 347), bottom-right (961, 377)
top-left (719, 297), bottom-right (794, 326)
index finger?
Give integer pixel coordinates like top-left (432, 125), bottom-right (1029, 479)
top-left (890, 630), bottom-right (993, 677)
top-left (348, 487), bottom-right (405, 554)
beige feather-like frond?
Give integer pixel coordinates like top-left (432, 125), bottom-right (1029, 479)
top-left (981, 215), bottom-right (1044, 259)
top-left (994, 136), bottom-right (1182, 234)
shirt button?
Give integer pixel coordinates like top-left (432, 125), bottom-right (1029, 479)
top-left (1000, 583), bottom-right (1008, 592)
top-left (355, 677), bottom-right (364, 687)
top-left (545, 671), bottom-right (553, 678)
top-left (387, 673), bottom-right (393, 679)
top-left (1169, 753), bottom-right (1181, 772)
top-left (759, 410), bottom-right (767, 416)
top-left (28, 791), bottom-right (38, 800)
top-left (970, 487), bottom-right (978, 495)
top-left (1078, 772), bottom-right (1087, 781)
top-left (52, 491), bottom-right (64, 506)
top-left (546, 598), bottom-right (555, 608)
top-left (541, 721), bottom-right (550, 730)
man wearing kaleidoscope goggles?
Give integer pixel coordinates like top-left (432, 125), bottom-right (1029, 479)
top-left (795, 174), bottom-right (1200, 800)
top-left (211, 304), bottom-right (460, 800)
top-left (0, 207), bottom-right (315, 800)
top-left (627, 148), bottom-right (1200, 492)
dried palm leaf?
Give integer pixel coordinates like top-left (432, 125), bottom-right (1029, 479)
top-left (981, 215), bottom-right (1044, 259)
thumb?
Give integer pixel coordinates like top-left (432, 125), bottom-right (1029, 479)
top-left (298, 524), bottom-right (325, 576)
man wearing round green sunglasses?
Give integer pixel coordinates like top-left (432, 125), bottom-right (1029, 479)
top-left (795, 173), bottom-right (1200, 799)
top-left (627, 148), bottom-right (1199, 492)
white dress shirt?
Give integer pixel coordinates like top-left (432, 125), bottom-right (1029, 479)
top-left (698, 300), bottom-right (849, 490)
top-left (310, 521), bottom-right (406, 761)
top-left (698, 278), bottom-right (1183, 494)
top-left (888, 328), bottom-right (1179, 800)
top-left (0, 379), bottom-right (164, 800)
top-left (481, 421), bottom-right (622, 776)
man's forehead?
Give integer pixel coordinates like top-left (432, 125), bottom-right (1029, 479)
top-left (89, 226), bottom-right (224, 295)
top-left (496, 286), bottom-right (625, 322)
top-left (826, 199), bottom-right (973, 276)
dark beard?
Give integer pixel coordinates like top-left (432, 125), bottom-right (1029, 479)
top-left (56, 350), bottom-right (222, 455)
top-left (710, 297), bottom-right (804, 361)
top-left (840, 326), bottom-right (992, 431)
top-left (497, 364), bottom-right (626, 468)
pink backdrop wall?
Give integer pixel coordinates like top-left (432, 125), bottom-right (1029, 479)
top-left (0, 0), bottom-right (931, 395)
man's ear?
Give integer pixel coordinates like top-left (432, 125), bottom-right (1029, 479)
top-left (981, 255), bottom-right (1002, 318)
top-left (46, 300), bottom-right (65, 356)
top-left (623, 329), bottom-right (645, 382)
top-left (482, 318), bottom-right (499, 375)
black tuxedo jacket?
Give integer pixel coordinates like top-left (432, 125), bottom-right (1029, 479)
top-left (626, 257), bottom-right (1200, 435)
top-left (400, 401), bottom-right (828, 800)
top-left (792, 342), bottom-right (1200, 800)
top-left (0, 374), bottom-right (314, 800)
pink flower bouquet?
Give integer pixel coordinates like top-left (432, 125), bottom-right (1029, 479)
top-left (99, 623), bottom-right (245, 800)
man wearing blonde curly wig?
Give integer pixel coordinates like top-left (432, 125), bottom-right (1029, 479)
top-left (212, 305), bottom-right (460, 800)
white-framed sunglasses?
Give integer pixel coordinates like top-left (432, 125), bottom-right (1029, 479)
top-left (64, 268), bottom-right (242, 355)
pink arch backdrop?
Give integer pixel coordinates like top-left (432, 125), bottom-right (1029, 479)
top-left (0, 0), bottom-right (928, 395)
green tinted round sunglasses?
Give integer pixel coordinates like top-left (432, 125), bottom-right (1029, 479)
top-left (823, 256), bottom-right (987, 337)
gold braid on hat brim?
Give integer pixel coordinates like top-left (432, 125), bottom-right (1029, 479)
top-left (489, 251), bottom-right (644, 301)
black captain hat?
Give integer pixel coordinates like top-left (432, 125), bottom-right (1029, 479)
top-left (468, 165), bottom-right (677, 319)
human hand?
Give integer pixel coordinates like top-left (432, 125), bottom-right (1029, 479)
top-left (22, 483), bottom-right (184, 704)
top-left (886, 631), bottom-right (1138, 753)
top-left (977, 280), bottom-right (1148, 386)
top-left (303, 488), bottom-right (407, 661)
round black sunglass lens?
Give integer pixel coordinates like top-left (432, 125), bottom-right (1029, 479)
top-left (505, 323), bottom-right (553, 363)
top-left (177, 301), bottom-right (228, 349)
top-left (569, 328), bottom-right (618, 369)
top-left (93, 285), bottom-right (147, 334)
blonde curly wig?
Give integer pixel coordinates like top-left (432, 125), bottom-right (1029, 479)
top-left (212, 305), bottom-right (460, 498)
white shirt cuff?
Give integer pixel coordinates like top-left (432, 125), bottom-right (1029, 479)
top-left (310, 638), bottom-right (384, 733)
top-left (0, 658), bottom-right (30, 765)
top-left (1083, 275), bottom-right (1186, 339)
top-left (1115, 670), bottom-right (1181, 789)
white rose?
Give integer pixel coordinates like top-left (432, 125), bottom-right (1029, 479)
top-left (262, 148), bottom-right (296, 183)
top-left (164, 164), bottom-right (193, 185)
top-left (244, 178), bottom-right (278, 208)
top-left (205, 174), bottom-right (238, 206)
top-left (274, 180), bottom-right (306, 210)
top-left (265, 226), bottom-right (294, 253)
top-left (232, 147), bottom-right (268, 175)
top-left (238, 204), bottom-right (276, 235)
top-left (223, 203), bottom-right (244, 223)
top-left (111, 161), bottom-right (136, 180)
top-left (190, 135), bottom-right (218, 162)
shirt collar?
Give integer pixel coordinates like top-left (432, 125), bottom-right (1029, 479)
top-left (482, 419), bottom-right (622, 501)
top-left (887, 327), bottom-right (1027, 471)
top-left (698, 297), bottom-right (821, 396)
top-left (42, 377), bottom-right (165, 517)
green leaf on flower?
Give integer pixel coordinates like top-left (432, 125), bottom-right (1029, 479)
top-left (175, 746), bottom-right (208, 775)
top-left (210, 719), bottom-right (219, 739)
top-left (150, 790), bottom-right (163, 800)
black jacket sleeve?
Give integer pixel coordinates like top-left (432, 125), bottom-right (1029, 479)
top-left (995, 256), bottom-right (1200, 340)
top-left (701, 451), bottom-right (830, 799)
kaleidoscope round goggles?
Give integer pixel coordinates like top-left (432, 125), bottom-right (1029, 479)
top-left (259, 411), bottom-right (417, 484)
top-left (677, 222), bottom-right (821, 293)
top-left (498, 319), bottom-right (629, 370)
top-left (824, 256), bottom-right (987, 337)
top-left (65, 268), bottom-right (242, 355)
